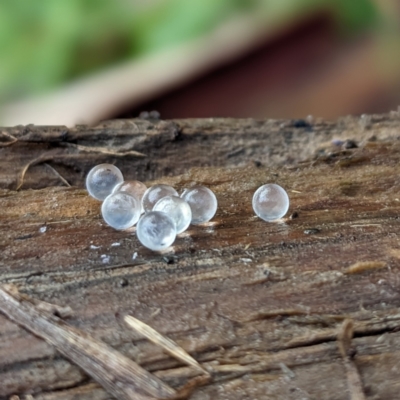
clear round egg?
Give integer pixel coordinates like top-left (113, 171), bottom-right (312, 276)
top-left (101, 192), bottom-right (141, 230)
top-left (136, 211), bottom-right (177, 251)
top-left (86, 164), bottom-right (124, 201)
top-left (252, 183), bottom-right (289, 221)
top-left (112, 180), bottom-right (147, 212)
top-left (142, 184), bottom-right (178, 213)
top-left (181, 186), bottom-right (217, 225)
top-left (153, 196), bottom-right (192, 234)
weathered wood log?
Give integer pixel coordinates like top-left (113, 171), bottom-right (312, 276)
top-left (1, 113), bottom-right (400, 399)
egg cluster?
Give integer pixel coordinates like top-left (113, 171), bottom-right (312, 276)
top-left (86, 164), bottom-right (218, 251)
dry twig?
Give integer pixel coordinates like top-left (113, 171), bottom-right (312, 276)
top-left (0, 285), bottom-right (207, 400)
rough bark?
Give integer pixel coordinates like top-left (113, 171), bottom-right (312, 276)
top-left (1, 113), bottom-right (400, 399)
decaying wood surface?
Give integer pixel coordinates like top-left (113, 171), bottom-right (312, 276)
top-left (1, 113), bottom-right (400, 399)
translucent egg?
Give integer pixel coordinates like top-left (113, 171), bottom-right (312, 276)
top-left (136, 211), bottom-right (177, 251)
top-left (181, 186), bottom-right (217, 224)
top-left (86, 164), bottom-right (124, 201)
top-left (252, 183), bottom-right (289, 221)
top-left (112, 180), bottom-right (147, 199)
top-left (101, 192), bottom-right (141, 230)
top-left (153, 196), bottom-right (192, 234)
top-left (142, 184), bottom-right (178, 213)
top-left (112, 180), bottom-right (147, 212)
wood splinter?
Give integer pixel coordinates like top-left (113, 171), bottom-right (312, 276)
top-left (0, 285), bottom-right (209, 400)
top-left (337, 319), bottom-right (366, 400)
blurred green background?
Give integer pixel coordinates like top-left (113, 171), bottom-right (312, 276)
top-left (0, 0), bottom-right (399, 125)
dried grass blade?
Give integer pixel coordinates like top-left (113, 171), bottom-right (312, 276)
top-left (0, 285), bottom-right (177, 400)
top-left (125, 315), bottom-right (209, 375)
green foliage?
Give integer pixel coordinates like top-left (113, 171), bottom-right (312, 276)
top-left (0, 0), bottom-right (133, 102)
top-left (0, 0), bottom-right (379, 103)
top-left (333, 0), bottom-right (379, 34)
top-left (130, 0), bottom-right (249, 54)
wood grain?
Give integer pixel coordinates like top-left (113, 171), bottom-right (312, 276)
top-left (1, 114), bottom-right (400, 399)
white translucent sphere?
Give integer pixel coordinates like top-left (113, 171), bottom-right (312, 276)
top-left (101, 192), bottom-right (141, 230)
top-left (136, 211), bottom-right (177, 251)
top-left (142, 184), bottom-right (178, 213)
top-left (181, 186), bottom-right (217, 225)
top-left (112, 180), bottom-right (147, 212)
top-left (112, 180), bottom-right (147, 199)
top-left (252, 183), bottom-right (289, 221)
top-left (86, 164), bottom-right (124, 201)
top-left (153, 196), bottom-right (192, 234)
